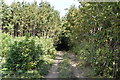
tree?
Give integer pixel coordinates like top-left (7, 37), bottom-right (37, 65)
top-left (65, 2), bottom-right (120, 78)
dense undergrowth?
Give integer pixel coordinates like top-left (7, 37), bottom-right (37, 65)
top-left (0, 33), bottom-right (56, 78)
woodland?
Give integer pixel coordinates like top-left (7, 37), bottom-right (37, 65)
top-left (0, 0), bottom-right (120, 79)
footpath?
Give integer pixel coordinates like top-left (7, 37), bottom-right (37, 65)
top-left (46, 51), bottom-right (83, 78)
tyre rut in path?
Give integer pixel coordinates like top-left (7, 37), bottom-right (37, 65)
top-left (45, 51), bottom-right (63, 78)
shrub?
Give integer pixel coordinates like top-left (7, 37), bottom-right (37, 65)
top-left (35, 37), bottom-right (56, 56)
top-left (1, 35), bottom-right (56, 78)
top-left (1, 33), bottom-right (13, 57)
top-left (5, 35), bottom-right (43, 74)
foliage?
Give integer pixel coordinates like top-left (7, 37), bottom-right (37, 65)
top-left (4, 35), bottom-right (42, 73)
top-left (65, 2), bottom-right (120, 78)
top-left (35, 37), bottom-right (56, 56)
top-left (1, 33), bottom-right (13, 57)
top-left (1, 33), bottom-right (55, 78)
top-left (1, 0), bottom-right (60, 78)
top-left (1, 1), bottom-right (63, 43)
top-left (1, 0), bottom-right (120, 79)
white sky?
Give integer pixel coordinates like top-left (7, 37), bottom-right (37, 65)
top-left (4, 0), bottom-right (80, 17)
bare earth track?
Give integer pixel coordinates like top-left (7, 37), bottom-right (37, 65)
top-left (68, 51), bottom-right (84, 78)
top-left (46, 51), bottom-right (83, 78)
top-left (46, 51), bottom-right (63, 78)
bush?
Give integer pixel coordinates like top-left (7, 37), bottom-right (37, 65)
top-left (5, 35), bottom-right (43, 74)
top-left (1, 33), bottom-right (13, 57)
top-left (35, 37), bottom-right (56, 56)
top-left (72, 40), bottom-right (118, 77)
top-left (1, 35), bottom-right (56, 78)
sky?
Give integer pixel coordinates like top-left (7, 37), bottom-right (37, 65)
top-left (4, 0), bottom-right (80, 17)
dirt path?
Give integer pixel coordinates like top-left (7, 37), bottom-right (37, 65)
top-left (46, 51), bottom-right (83, 78)
top-left (45, 51), bottom-right (63, 78)
top-left (68, 51), bottom-right (84, 78)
